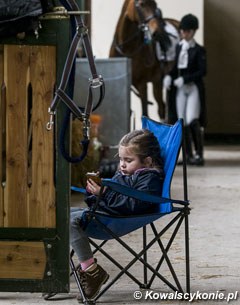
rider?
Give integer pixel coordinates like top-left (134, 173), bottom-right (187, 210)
top-left (163, 14), bottom-right (207, 166)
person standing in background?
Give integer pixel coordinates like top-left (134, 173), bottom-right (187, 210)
top-left (164, 14), bottom-right (207, 166)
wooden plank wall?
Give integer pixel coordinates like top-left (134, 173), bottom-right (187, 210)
top-left (0, 241), bottom-right (46, 279)
top-left (0, 45), bottom-right (56, 228)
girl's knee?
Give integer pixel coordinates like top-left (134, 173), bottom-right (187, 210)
top-left (70, 215), bottom-right (81, 228)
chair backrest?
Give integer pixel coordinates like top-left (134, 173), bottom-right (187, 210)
top-left (142, 117), bottom-right (183, 212)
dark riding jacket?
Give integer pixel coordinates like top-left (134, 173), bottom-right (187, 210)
top-left (168, 42), bottom-right (207, 127)
top-left (86, 169), bottom-right (164, 216)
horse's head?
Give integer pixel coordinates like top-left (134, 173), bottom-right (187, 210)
top-left (126, 0), bottom-right (171, 50)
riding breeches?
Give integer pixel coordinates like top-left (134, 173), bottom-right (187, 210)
top-left (176, 83), bottom-right (200, 126)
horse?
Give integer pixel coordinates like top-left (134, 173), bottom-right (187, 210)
top-left (109, 0), bottom-right (179, 121)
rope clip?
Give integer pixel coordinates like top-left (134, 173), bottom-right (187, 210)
top-left (46, 108), bottom-right (55, 131)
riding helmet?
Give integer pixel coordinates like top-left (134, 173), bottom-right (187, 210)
top-left (179, 14), bottom-right (199, 30)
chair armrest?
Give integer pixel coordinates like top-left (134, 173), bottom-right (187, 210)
top-left (71, 186), bottom-right (87, 195)
top-left (101, 179), bottom-right (189, 206)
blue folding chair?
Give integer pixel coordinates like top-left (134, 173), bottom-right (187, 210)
top-left (70, 116), bottom-right (190, 304)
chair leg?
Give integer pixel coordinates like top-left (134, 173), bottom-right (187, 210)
top-left (149, 218), bottom-right (184, 293)
top-left (142, 226), bottom-right (149, 288)
top-left (92, 217), bottom-right (181, 292)
top-left (90, 239), bottom-right (143, 286)
top-left (185, 212), bottom-right (191, 293)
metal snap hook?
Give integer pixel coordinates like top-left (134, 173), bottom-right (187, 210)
top-left (46, 108), bottom-right (55, 131)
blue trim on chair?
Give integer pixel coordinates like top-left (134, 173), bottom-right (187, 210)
top-left (71, 186), bottom-right (87, 194)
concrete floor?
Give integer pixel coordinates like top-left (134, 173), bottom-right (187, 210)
top-left (0, 145), bottom-right (240, 305)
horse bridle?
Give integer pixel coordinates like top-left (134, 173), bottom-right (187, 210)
top-left (134, 0), bottom-right (172, 63)
top-left (47, 0), bottom-right (105, 163)
top-left (115, 0), bottom-right (162, 56)
top-left (134, 0), bottom-right (162, 44)
top-left (135, 0), bottom-right (162, 23)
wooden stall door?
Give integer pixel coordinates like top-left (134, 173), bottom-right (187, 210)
top-left (0, 44), bottom-right (69, 292)
top-left (2, 45), bottom-right (56, 228)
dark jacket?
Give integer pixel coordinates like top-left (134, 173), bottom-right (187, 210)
top-left (86, 169), bottom-right (164, 216)
top-left (168, 41), bottom-right (207, 127)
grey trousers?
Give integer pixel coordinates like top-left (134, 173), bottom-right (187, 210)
top-left (70, 207), bottom-right (93, 262)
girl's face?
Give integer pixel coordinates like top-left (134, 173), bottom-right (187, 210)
top-left (118, 145), bottom-right (150, 175)
top-left (180, 29), bottom-right (195, 41)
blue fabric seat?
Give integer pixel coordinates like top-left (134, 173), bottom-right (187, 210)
top-left (70, 116), bottom-right (190, 304)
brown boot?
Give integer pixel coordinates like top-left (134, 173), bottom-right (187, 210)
top-left (78, 263), bottom-right (109, 300)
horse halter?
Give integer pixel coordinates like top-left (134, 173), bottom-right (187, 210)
top-left (47, 0), bottom-right (105, 163)
top-left (134, 0), bottom-right (161, 44)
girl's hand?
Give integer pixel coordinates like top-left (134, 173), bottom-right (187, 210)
top-left (86, 179), bottom-right (101, 196)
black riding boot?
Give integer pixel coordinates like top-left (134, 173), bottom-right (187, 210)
top-left (184, 125), bottom-right (193, 163)
top-left (190, 119), bottom-right (204, 166)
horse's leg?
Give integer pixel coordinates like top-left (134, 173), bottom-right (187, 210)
top-left (134, 82), bottom-right (148, 117)
top-left (153, 81), bottom-right (165, 120)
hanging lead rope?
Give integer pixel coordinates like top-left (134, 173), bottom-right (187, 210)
top-left (46, 0), bottom-right (105, 163)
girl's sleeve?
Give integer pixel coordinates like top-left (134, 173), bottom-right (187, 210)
top-left (97, 172), bottom-right (163, 215)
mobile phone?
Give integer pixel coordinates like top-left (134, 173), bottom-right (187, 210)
top-left (86, 172), bottom-right (101, 185)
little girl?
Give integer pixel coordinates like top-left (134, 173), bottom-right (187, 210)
top-left (70, 129), bottom-right (164, 300)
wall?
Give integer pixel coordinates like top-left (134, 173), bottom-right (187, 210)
top-left (204, 0), bottom-right (240, 135)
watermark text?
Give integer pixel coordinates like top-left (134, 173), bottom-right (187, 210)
top-left (133, 290), bottom-right (238, 302)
